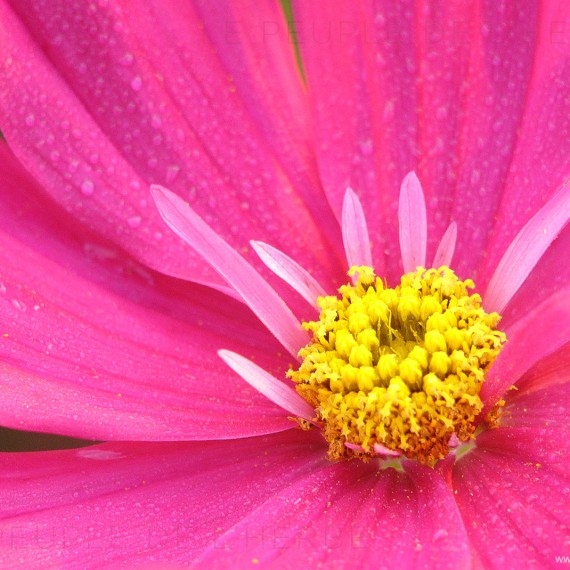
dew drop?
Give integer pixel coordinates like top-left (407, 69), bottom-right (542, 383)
top-left (12, 299), bottom-right (26, 311)
top-left (25, 113), bottom-right (35, 126)
top-left (130, 75), bottom-right (143, 91)
top-left (166, 164), bottom-right (180, 183)
top-left (127, 216), bottom-right (142, 228)
top-left (359, 139), bottom-right (374, 156)
top-left (80, 179), bottom-right (95, 196)
top-left (119, 52), bottom-right (134, 66)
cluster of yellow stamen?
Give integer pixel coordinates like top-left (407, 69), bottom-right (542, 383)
top-left (289, 266), bottom-right (506, 466)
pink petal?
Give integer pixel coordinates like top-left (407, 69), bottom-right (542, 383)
top-left (480, 288), bottom-right (570, 414)
top-left (0, 431), bottom-right (471, 568)
top-left (0, 0), bottom-right (341, 288)
top-left (501, 222), bottom-right (570, 328)
top-left (0, 149), bottom-right (294, 440)
top-left (0, 431), bottom-right (323, 567)
top-left (432, 222), bottom-right (458, 268)
top-left (218, 350), bottom-right (314, 421)
top-left (483, 179), bottom-right (570, 314)
top-left (399, 172), bottom-right (428, 273)
top-left (373, 443), bottom-right (402, 457)
top-left (482, 379), bottom-right (570, 475)
top-left (196, 454), bottom-right (470, 568)
top-left (453, 425), bottom-right (570, 568)
top-left (474, 0), bottom-right (570, 285)
top-left (342, 187), bottom-right (373, 270)
top-left (513, 343), bottom-right (570, 396)
top-left (250, 241), bottom-right (327, 307)
top-left (293, 1), bottom-right (544, 282)
top-left (151, 185), bottom-right (308, 358)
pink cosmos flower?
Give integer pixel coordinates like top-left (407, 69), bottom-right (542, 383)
top-left (0, 1), bottom-right (569, 568)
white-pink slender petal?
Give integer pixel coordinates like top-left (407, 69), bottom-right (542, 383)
top-left (218, 350), bottom-right (314, 421)
top-left (342, 187), bottom-right (373, 270)
top-left (374, 443), bottom-right (403, 457)
top-left (484, 179), bottom-right (570, 313)
top-left (151, 185), bottom-right (308, 358)
top-left (251, 241), bottom-right (327, 307)
top-left (399, 172), bottom-right (428, 273)
top-left (344, 442), bottom-right (364, 452)
top-left (432, 222), bottom-right (458, 268)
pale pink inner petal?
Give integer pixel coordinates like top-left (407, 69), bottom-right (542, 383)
top-left (483, 179), bottom-right (570, 313)
top-left (373, 443), bottom-right (402, 457)
top-left (151, 185), bottom-right (308, 358)
top-left (399, 172), bottom-right (427, 273)
top-left (251, 241), bottom-right (327, 307)
top-left (432, 222), bottom-right (458, 268)
top-left (218, 350), bottom-right (314, 421)
top-left (342, 187), bottom-right (373, 271)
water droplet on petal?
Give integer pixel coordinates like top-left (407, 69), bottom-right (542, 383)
top-left (130, 75), bottom-right (142, 91)
top-left (80, 179), bottom-right (95, 196)
top-left (127, 216), bottom-right (142, 228)
top-left (166, 164), bottom-right (180, 183)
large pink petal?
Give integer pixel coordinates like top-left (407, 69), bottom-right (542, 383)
top-left (293, 1), bottom-right (542, 282)
top-left (483, 180), bottom-right (570, 314)
top-left (480, 287), bottom-right (570, 412)
top-left (0, 147), bottom-right (292, 441)
top-left (496, 380), bottom-right (570, 471)
top-left (0, 431), bottom-right (471, 568)
top-left (475, 0), bottom-right (570, 289)
top-left (453, 405), bottom-right (570, 569)
top-left (512, 342), bottom-right (570, 396)
top-left (193, 458), bottom-right (471, 568)
top-left (0, 432), bottom-right (324, 568)
top-left (0, 0), bottom-right (343, 289)
top-left (0, 235), bottom-right (294, 441)
top-left (497, 221), bottom-right (570, 328)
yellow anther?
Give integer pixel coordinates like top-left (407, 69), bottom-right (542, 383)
top-left (429, 351), bottom-right (451, 378)
top-left (289, 266), bottom-right (507, 466)
top-left (349, 345), bottom-right (374, 367)
top-left (424, 330), bottom-right (447, 353)
top-left (377, 353), bottom-right (399, 383)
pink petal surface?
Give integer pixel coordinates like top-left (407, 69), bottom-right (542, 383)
top-left (190, 451), bottom-right (471, 569)
top-left (475, 0), bottom-right (570, 287)
top-left (480, 288), bottom-right (570, 412)
top-left (399, 172), bottom-right (428, 273)
top-left (490, 380), bottom-right (570, 472)
top-left (513, 342), bottom-right (570, 396)
top-left (0, 232), bottom-right (295, 441)
top-left (152, 185), bottom-right (308, 358)
top-left (251, 241), bottom-right (327, 307)
top-left (0, 0), bottom-right (343, 290)
top-left (502, 221), bottom-right (570, 328)
top-left (341, 187), bottom-right (373, 270)
top-left (453, 383), bottom-right (570, 570)
top-left (483, 180), bottom-right (570, 314)
top-left (293, 1), bottom-right (546, 282)
top-left (432, 222), bottom-right (457, 269)
top-left (218, 350), bottom-right (314, 421)
top-left (0, 146), bottom-right (295, 441)
top-left (0, 431), bottom-right (471, 568)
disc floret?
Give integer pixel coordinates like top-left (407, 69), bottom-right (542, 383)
top-left (289, 266), bottom-right (506, 466)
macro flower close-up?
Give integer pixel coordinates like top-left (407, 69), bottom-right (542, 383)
top-left (1, 0), bottom-right (570, 568)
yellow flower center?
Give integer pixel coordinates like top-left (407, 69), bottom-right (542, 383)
top-left (289, 266), bottom-right (506, 466)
